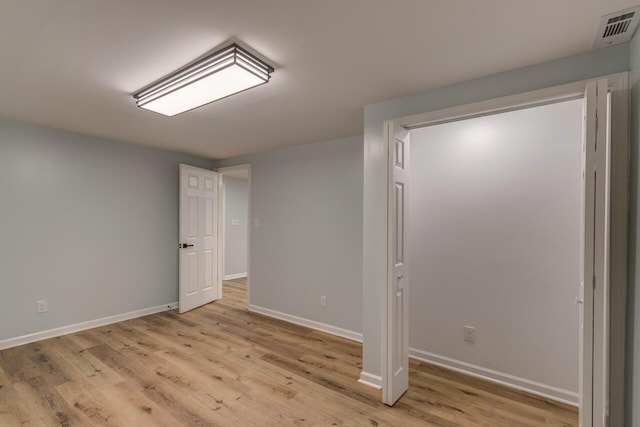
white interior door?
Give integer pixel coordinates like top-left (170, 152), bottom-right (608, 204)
top-left (383, 122), bottom-right (410, 405)
top-left (579, 78), bottom-right (609, 427)
top-left (179, 164), bottom-right (219, 313)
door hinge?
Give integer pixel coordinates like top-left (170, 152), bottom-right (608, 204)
top-left (593, 275), bottom-right (596, 289)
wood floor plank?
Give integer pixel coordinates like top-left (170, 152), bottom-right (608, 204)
top-left (47, 336), bottom-right (124, 389)
top-left (0, 380), bottom-right (33, 426)
top-left (13, 376), bottom-right (84, 427)
top-left (97, 381), bottom-right (184, 427)
top-left (0, 278), bottom-right (578, 426)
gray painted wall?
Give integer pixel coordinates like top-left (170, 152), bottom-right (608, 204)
top-left (0, 119), bottom-right (212, 342)
top-left (214, 135), bottom-right (364, 334)
top-left (628, 31), bottom-right (640, 427)
top-left (409, 99), bottom-right (583, 400)
top-left (224, 177), bottom-right (248, 277)
top-left (362, 43), bottom-right (630, 381)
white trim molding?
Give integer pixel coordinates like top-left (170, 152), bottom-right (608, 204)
top-left (248, 304), bottom-right (363, 343)
top-left (358, 371), bottom-right (382, 389)
top-left (409, 348), bottom-right (579, 407)
top-left (0, 302), bottom-right (178, 351)
top-left (224, 272), bottom-right (248, 280)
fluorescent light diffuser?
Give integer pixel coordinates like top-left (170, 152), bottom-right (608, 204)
top-left (134, 44), bottom-right (274, 116)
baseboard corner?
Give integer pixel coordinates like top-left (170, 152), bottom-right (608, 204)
top-left (358, 371), bottom-right (382, 389)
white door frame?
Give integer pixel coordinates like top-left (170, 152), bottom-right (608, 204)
top-left (216, 164), bottom-right (251, 307)
top-left (380, 73), bottom-right (628, 425)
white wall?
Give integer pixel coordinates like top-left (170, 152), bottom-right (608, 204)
top-left (362, 43), bottom-right (629, 385)
top-left (224, 177), bottom-right (248, 277)
top-left (0, 119), bottom-right (214, 345)
top-left (409, 99), bottom-right (582, 402)
top-left (214, 135), bottom-right (363, 336)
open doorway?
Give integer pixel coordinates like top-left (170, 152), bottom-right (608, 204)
top-left (217, 164), bottom-right (251, 307)
top-left (407, 97), bottom-right (584, 408)
top-left (382, 74), bottom-right (628, 426)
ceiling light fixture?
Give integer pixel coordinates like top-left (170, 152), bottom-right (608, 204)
top-left (134, 43), bottom-right (274, 116)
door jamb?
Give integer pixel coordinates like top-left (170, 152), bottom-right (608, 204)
top-left (380, 72), bottom-right (628, 424)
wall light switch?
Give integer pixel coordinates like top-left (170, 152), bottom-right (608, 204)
top-left (37, 300), bottom-right (48, 314)
top-left (464, 325), bottom-right (475, 343)
top-left (320, 296), bottom-right (327, 307)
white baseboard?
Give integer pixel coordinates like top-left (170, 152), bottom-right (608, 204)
top-left (224, 272), bottom-right (248, 280)
top-left (409, 348), bottom-right (579, 407)
top-left (248, 304), bottom-right (363, 343)
top-left (358, 371), bottom-right (382, 389)
top-left (0, 302), bottom-right (179, 351)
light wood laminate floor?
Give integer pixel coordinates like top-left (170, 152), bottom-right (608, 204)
top-left (0, 278), bottom-right (578, 426)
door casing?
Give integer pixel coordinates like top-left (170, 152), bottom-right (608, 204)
top-left (380, 73), bottom-right (629, 426)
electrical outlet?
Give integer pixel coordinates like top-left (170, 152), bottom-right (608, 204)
top-left (37, 300), bottom-right (48, 314)
top-left (464, 325), bottom-right (475, 343)
top-left (320, 296), bottom-right (327, 307)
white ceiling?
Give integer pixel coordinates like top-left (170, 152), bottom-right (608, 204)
top-left (0, 1), bottom-right (636, 159)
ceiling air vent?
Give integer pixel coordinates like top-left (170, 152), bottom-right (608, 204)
top-left (594, 6), bottom-right (640, 49)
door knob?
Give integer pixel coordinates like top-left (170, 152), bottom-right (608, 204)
top-left (180, 243), bottom-right (194, 249)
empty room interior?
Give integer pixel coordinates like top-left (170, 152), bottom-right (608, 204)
top-left (2, 1), bottom-right (640, 426)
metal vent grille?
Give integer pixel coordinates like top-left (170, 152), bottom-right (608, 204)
top-left (603, 13), bottom-right (634, 37)
top-left (594, 7), bottom-right (640, 49)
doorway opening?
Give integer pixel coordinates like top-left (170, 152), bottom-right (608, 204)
top-left (217, 164), bottom-right (251, 308)
top-left (408, 97), bottom-right (584, 408)
top-left (382, 74), bottom-right (628, 427)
